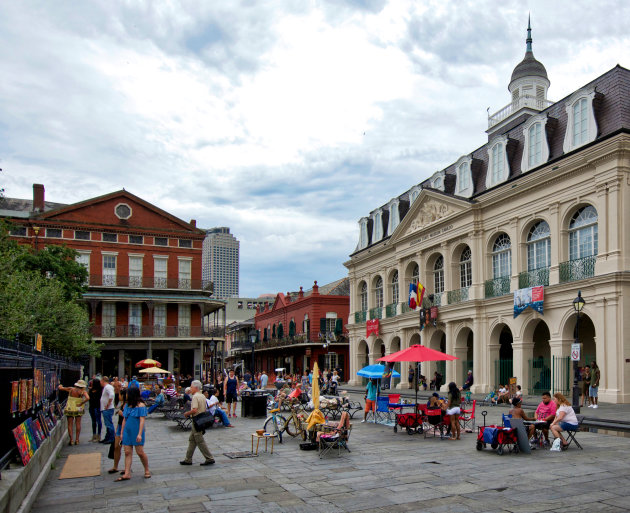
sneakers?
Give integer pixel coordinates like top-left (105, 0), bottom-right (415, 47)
top-left (592, 404), bottom-right (598, 409)
top-left (587, 404), bottom-right (593, 408)
top-left (361, 419), bottom-right (366, 423)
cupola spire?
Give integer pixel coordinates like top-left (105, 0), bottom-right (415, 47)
top-left (526, 14), bottom-right (532, 53)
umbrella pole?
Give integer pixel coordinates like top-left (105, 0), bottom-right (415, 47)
top-left (414, 364), bottom-right (418, 416)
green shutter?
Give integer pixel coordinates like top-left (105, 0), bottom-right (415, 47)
top-left (320, 318), bottom-right (326, 333)
top-left (272, 324), bottom-right (276, 338)
top-left (263, 328), bottom-right (268, 341)
top-left (335, 318), bottom-right (343, 335)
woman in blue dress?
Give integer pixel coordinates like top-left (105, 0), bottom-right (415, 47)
top-left (115, 386), bottom-right (150, 481)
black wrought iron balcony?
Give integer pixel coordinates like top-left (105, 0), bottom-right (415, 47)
top-left (91, 325), bottom-right (223, 338)
top-left (369, 307), bottom-right (383, 320)
top-left (88, 275), bottom-right (213, 292)
top-left (485, 276), bottom-right (511, 298)
top-left (447, 287), bottom-right (469, 304)
top-left (354, 311), bottom-right (367, 323)
top-left (559, 256), bottom-right (596, 283)
top-left (385, 303), bottom-right (397, 318)
top-left (518, 267), bottom-right (549, 288)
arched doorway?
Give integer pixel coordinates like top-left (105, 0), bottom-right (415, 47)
top-left (428, 330), bottom-right (446, 389)
top-left (576, 314), bottom-right (596, 367)
top-left (492, 324), bottom-right (513, 387)
top-left (529, 321), bottom-right (551, 394)
top-left (357, 339), bottom-right (369, 385)
top-left (456, 328), bottom-right (474, 385)
top-left (388, 336), bottom-right (401, 388)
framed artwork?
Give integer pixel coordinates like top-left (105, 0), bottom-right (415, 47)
top-left (38, 411), bottom-right (50, 438)
top-left (11, 381), bottom-right (19, 413)
top-left (19, 380), bottom-right (28, 412)
top-left (13, 420), bottom-right (36, 466)
top-left (45, 415), bottom-right (55, 432)
top-left (26, 380), bottom-right (34, 410)
top-left (54, 401), bottom-right (63, 418)
top-left (49, 405), bottom-right (58, 425)
top-left (30, 419), bottom-right (45, 449)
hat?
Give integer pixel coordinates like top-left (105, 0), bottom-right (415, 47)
top-left (74, 379), bottom-right (88, 388)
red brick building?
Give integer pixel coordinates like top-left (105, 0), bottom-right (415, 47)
top-left (3, 184), bottom-right (225, 378)
top-left (250, 279), bottom-right (350, 378)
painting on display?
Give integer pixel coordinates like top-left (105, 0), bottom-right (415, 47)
top-left (19, 380), bottom-right (28, 412)
top-left (49, 405), bottom-right (58, 425)
top-left (26, 380), bottom-right (33, 410)
top-left (38, 411), bottom-right (50, 438)
top-left (29, 419), bottom-right (45, 449)
top-left (54, 401), bottom-right (63, 418)
top-left (13, 420), bottom-right (36, 466)
top-left (11, 381), bottom-right (19, 413)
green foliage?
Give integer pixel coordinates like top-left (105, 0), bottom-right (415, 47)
top-left (0, 222), bottom-right (99, 358)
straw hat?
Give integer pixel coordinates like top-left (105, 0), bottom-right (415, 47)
top-left (74, 379), bottom-right (88, 388)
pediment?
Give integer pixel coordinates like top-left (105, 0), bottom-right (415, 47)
top-left (390, 190), bottom-right (470, 243)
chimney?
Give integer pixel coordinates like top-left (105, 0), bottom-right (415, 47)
top-left (190, 219), bottom-right (196, 227)
top-left (312, 280), bottom-right (319, 296)
top-left (33, 184), bottom-right (45, 212)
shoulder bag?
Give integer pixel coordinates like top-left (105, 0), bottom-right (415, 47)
top-left (192, 411), bottom-right (215, 431)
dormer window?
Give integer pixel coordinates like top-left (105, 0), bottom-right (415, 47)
top-left (486, 136), bottom-right (510, 188)
top-left (521, 115), bottom-right (549, 172)
top-left (433, 177), bottom-right (442, 189)
top-left (455, 156), bottom-right (473, 198)
top-left (409, 186), bottom-right (421, 204)
top-left (387, 199), bottom-right (400, 234)
top-left (563, 88), bottom-right (598, 154)
top-left (372, 210), bottom-right (383, 242)
top-left (430, 171), bottom-right (445, 192)
top-left (358, 217), bottom-right (368, 249)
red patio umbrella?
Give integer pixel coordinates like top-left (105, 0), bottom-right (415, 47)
top-left (135, 359), bottom-right (162, 369)
top-left (378, 345), bottom-right (458, 414)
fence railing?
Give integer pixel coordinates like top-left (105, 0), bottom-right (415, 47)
top-left (91, 325), bottom-right (224, 338)
top-left (354, 311), bottom-right (367, 323)
top-left (401, 302), bottom-right (415, 314)
top-left (385, 303), bottom-right (397, 318)
top-left (369, 307), bottom-right (383, 320)
top-left (485, 276), bottom-right (511, 298)
top-left (447, 287), bottom-right (469, 305)
top-left (518, 267), bottom-right (549, 288)
top-left (89, 275), bottom-right (213, 291)
top-left (559, 256), bottom-right (596, 283)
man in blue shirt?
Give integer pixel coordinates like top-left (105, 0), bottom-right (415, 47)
top-left (362, 379), bottom-right (378, 423)
top-left (128, 376), bottom-right (141, 389)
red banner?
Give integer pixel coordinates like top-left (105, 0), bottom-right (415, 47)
top-left (366, 319), bottom-right (380, 337)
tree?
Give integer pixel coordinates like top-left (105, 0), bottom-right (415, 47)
top-left (0, 222), bottom-right (99, 358)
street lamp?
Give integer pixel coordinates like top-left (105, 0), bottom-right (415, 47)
top-left (249, 328), bottom-right (257, 382)
top-left (32, 226), bottom-right (40, 252)
top-left (572, 290), bottom-right (586, 412)
top-left (209, 340), bottom-right (216, 384)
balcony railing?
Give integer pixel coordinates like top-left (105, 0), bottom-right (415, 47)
top-left (91, 325), bottom-right (224, 338)
top-left (354, 311), bottom-right (367, 323)
top-left (385, 303), bottom-right (397, 318)
top-left (488, 95), bottom-right (554, 128)
top-left (369, 307), bottom-right (383, 320)
top-left (447, 287), bottom-right (469, 304)
top-left (431, 292), bottom-right (443, 307)
top-left (89, 275), bottom-right (213, 291)
top-left (519, 267), bottom-right (550, 288)
top-left (485, 276), bottom-right (511, 298)
top-left (559, 256), bottom-right (596, 283)
top-left (401, 302), bottom-right (414, 314)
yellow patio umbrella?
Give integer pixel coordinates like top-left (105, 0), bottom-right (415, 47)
top-left (306, 362), bottom-right (324, 430)
top-left (311, 362), bottom-right (320, 409)
top-left (139, 366), bottom-right (170, 374)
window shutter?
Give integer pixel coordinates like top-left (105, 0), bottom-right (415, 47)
top-left (320, 318), bottom-right (326, 333)
top-left (272, 324), bottom-right (276, 338)
top-left (263, 328), bottom-right (268, 341)
top-left (335, 318), bottom-right (343, 335)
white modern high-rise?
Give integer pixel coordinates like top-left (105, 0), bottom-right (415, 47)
top-left (202, 227), bottom-right (240, 298)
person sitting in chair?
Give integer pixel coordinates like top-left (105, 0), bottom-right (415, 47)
top-left (461, 371), bottom-right (474, 391)
top-left (531, 391), bottom-right (557, 445)
top-left (204, 389), bottom-right (234, 428)
top-left (496, 385), bottom-right (510, 404)
top-left (426, 392), bottom-right (444, 409)
top-left (508, 397), bottom-right (533, 421)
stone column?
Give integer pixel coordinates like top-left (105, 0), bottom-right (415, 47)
top-left (445, 322), bottom-right (456, 388)
top-left (487, 343), bottom-right (501, 391)
top-left (89, 355), bottom-right (96, 377)
top-left (168, 349), bottom-right (175, 375)
top-left (549, 202), bottom-right (560, 285)
top-left (470, 224), bottom-right (484, 301)
top-left (472, 317), bottom-right (487, 393)
top-left (118, 349), bottom-right (125, 378)
top-left (512, 338), bottom-right (533, 394)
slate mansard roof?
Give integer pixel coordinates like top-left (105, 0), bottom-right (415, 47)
top-left (355, 65), bottom-right (630, 254)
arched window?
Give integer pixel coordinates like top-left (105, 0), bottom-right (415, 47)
top-left (374, 277), bottom-right (383, 308)
top-left (528, 123), bottom-right (543, 167)
top-left (360, 282), bottom-right (368, 311)
top-left (303, 314), bottom-right (309, 334)
top-left (573, 98), bottom-right (588, 147)
top-left (460, 247), bottom-right (472, 288)
top-left (492, 234), bottom-right (511, 279)
top-left (457, 162), bottom-right (470, 192)
top-left (491, 143), bottom-right (505, 184)
top-left (410, 189), bottom-right (419, 204)
top-left (527, 221), bottom-right (551, 270)
top-left (569, 206), bottom-right (598, 260)
top-left (411, 264), bottom-right (419, 284)
top-left (391, 271), bottom-right (399, 304)
top-left (433, 256), bottom-right (444, 294)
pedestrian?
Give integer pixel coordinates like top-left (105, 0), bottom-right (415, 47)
top-left (115, 386), bottom-right (150, 481)
top-left (580, 365), bottom-right (591, 407)
top-left (107, 385), bottom-right (126, 474)
top-left (215, 373), bottom-right (225, 405)
top-left (260, 370), bottom-right (268, 389)
top-left (408, 365), bottom-right (414, 387)
top-left (224, 369), bottom-right (239, 418)
top-left (88, 376), bottom-right (102, 442)
top-left (100, 376), bottom-right (116, 443)
top-left (446, 382), bottom-right (462, 441)
top-left (589, 361), bottom-right (600, 408)
top-left (58, 380), bottom-right (89, 445)
top-left (180, 380), bottom-right (215, 466)
top-left (362, 378), bottom-right (378, 423)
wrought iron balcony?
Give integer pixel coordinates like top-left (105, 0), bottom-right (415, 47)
top-left (488, 95), bottom-right (554, 128)
top-left (559, 256), bottom-right (596, 283)
top-left (447, 287), bottom-right (469, 304)
top-left (431, 292), bottom-right (443, 307)
top-left (401, 302), bottom-right (415, 314)
top-left (518, 267), bottom-right (549, 288)
top-left (91, 325), bottom-right (223, 338)
top-left (369, 307), bottom-right (383, 320)
top-left (88, 275), bottom-right (213, 292)
top-left (485, 276), bottom-right (511, 298)
top-left (385, 303), bottom-right (397, 318)
top-left (354, 311), bottom-right (367, 323)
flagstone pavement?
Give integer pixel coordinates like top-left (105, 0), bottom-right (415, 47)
top-left (29, 393), bottom-right (630, 513)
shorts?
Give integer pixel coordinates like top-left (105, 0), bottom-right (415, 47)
top-left (589, 386), bottom-right (599, 398)
top-left (446, 407), bottom-right (461, 416)
top-left (560, 422), bottom-right (578, 431)
top-left (364, 399), bottom-right (376, 413)
top-left (226, 392), bottom-right (238, 403)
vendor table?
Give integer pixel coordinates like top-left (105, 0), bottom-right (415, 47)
top-left (251, 432), bottom-right (278, 455)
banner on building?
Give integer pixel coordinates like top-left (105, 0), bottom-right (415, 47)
top-left (513, 286), bottom-right (544, 318)
top-left (366, 319), bottom-right (380, 337)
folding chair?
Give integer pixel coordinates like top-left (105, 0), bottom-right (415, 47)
top-left (387, 393), bottom-right (402, 413)
top-left (319, 422), bottom-right (352, 458)
top-left (459, 399), bottom-right (476, 431)
top-left (424, 408), bottom-right (448, 439)
top-left (564, 414), bottom-right (584, 450)
top-left (375, 396), bottom-right (392, 424)
top-left (502, 413), bottom-right (512, 428)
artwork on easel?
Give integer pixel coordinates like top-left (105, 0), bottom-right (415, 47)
top-left (19, 380), bottom-right (28, 412)
top-left (11, 381), bottom-right (19, 413)
top-left (26, 380), bottom-right (34, 410)
top-left (13, 420), bottom-right (36, 466)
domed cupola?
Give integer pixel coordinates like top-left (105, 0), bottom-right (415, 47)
top-left (508, 16), bottom-right (550, 98)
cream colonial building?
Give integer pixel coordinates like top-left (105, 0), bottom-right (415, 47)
top-left (345, 23), bottom-right (630, 403)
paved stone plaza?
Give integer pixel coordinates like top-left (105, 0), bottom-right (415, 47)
top-left (30, 394), bottom-right (630, 513)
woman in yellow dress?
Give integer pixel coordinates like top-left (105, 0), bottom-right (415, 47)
top-left (58, 380), bottom-right (89, 445)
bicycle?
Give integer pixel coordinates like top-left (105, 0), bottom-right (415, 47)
top-left (263, 406), bottom-right (286, 443)
top-left (283, 404), bottom-right (308, 441)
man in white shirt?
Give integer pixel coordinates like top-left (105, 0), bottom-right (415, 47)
top-left (100, 376), bottom-right (116, 443)
top-left (259, 371), bottom-right (268, 389)
top-left (206, 389), bottom-right (233, 428)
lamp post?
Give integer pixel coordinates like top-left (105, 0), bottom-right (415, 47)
top-left (209, 340), bottom-right (216, 384)
top-left (572, 290), bottom-right (585, 413)
top-left (249, 328), bottom-right (257, 382)
top-left (33, 226), bottom-right (40, 252)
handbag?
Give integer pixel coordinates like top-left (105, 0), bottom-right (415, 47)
top-left (192, 411), bottom-right (215, 431)
top-left (107, 441), bottom-right (115, 460)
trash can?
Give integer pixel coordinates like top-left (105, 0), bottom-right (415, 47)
top-left (241, 390), bottom-right (268, 418)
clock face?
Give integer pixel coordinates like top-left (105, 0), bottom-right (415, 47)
top-left (115, 203), bottom-right (132, 220)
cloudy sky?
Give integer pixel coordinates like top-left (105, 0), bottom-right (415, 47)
top-left (1, 1), bottom-right (628, 296)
